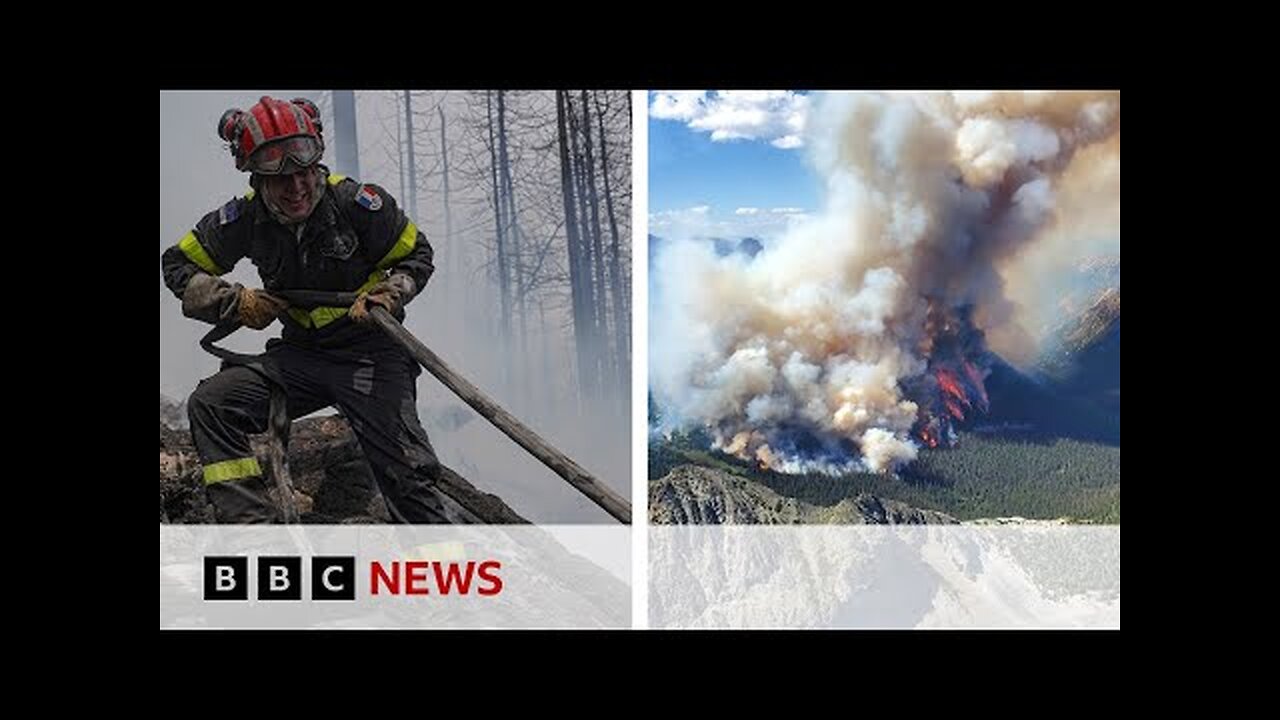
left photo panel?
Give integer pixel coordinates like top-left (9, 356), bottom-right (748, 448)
top-left (160, 90), bottom-right (633, 628)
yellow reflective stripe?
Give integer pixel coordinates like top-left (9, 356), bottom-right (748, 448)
top-left (289, 304), bottom-right (313, 325)
top-left (245, 188), bottom-right (256, 201)
top-left (328, 174), bottom-right (347, 186)
top-left (376, 221), bottom-right (417, 271)
top-left (287, 308), bottom-right (313, 327)
top-left (358, 271), bottom-right (384, 293)
top-left (178, 231), bottom-right (225, 275)
top-left (286, 273), bottom-right (384, 329)
top-left (288, 305), bottom-right (345, 329)
top-left (309, 306), bottom-right (348, 329)
top-left (203, 457), bottom-right (263, 485)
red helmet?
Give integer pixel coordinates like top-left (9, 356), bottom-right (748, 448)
top-left (218, 96), bottom-right (325, 174)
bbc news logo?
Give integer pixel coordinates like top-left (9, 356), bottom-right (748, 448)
top-left (204, 556), bottom-right (356, 601)
top-left (204, 556), bottom-right (503, 601)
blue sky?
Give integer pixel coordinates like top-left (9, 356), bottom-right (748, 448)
top-left (649, 91), bottom-right (821, 241)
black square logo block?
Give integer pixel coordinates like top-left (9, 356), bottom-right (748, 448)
top-left (204, 556), bottom-right (249, 601)
top-left (311, 556), bottom-right (356, 600)
top-left (258, 556), bottom-right (303, 601)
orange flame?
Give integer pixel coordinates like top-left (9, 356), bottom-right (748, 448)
top-left (920, 428), bottom-right (938, 448)
top-left (935, 367), bottom-right (963, 398)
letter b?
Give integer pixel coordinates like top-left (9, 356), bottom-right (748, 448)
top-left (258, 557), bottom-right (302, 601)
top-left (204, 556), bottom-right (248, 601)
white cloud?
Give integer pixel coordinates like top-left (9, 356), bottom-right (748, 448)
top-left (651, 205), bottom-right (810, 243)
top-left (652, 210), bottom-right (720, 247)
top-left (651, 90), bottom-right (809, 149)
top-left (650, 206), bottom-right (710, 220)
top-left (655, 203), bottom-right (716, 228)
top-left (650, 91), bottom-right (706, 121)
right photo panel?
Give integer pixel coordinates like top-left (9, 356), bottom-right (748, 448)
top-left (647, 91), bottom-right (1120, 628)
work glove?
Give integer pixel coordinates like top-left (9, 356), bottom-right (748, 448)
top-left (237, 287), bottom-right (290, 330)
top-left (351, 273), bottom-right (416, 324)
top-left (182, 273), bottom-right (242, 326)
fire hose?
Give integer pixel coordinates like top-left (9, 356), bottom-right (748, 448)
top-left (199, 289), bottom-right (632, 525)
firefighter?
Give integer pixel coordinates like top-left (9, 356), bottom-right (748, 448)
top-left (161, 95), bottom-right (449, 523)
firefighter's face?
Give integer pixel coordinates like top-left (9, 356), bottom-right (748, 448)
top-left (263, 165), bottom-right (320, 221)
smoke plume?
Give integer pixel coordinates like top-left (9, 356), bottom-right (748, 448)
top-left (651, 91), bottom-right (1120, 473)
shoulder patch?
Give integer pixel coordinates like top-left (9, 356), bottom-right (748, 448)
top-left (218, 198), bottom-right (241, 225)
top-left (355, 184), bottom-right (383, 211)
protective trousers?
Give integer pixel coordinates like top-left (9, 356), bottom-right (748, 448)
top-left (187, 338), bottom-right (449, 523)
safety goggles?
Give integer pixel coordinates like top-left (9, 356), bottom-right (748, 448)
top-left (246, 135), bottom-right (323, 175)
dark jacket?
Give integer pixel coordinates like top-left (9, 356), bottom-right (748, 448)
top-left (162, 170), bottom-right (433, 348)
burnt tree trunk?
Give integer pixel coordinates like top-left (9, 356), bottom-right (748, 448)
top-left (557, 91), bottom-right (591, 405)
top-left (486, 91), bottom-right (512, 348)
